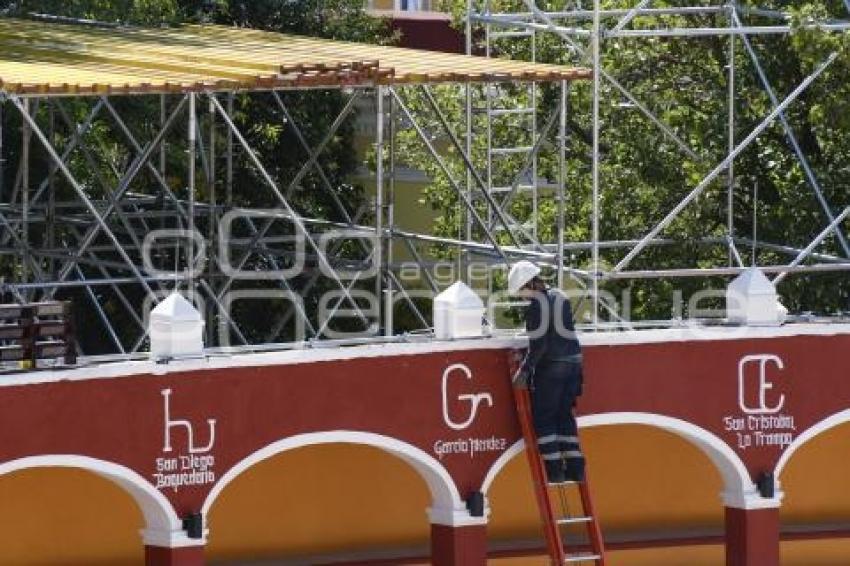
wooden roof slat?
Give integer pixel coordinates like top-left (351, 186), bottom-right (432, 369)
top-left (187, 24), bottom-right (586, 75)
top-left (0, 17), bottom-right (590, 96)
top-left (0, 19), bottom-right (313, 73)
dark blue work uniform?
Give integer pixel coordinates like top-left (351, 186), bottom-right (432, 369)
top-left (519, 288), bottom-right (585, 479)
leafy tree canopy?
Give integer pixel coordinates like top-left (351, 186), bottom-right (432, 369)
top-left (396, 0), bottom-right (850, 322)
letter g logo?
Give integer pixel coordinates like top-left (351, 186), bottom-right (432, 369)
top-left (441, 364), bottom-right (494, 431)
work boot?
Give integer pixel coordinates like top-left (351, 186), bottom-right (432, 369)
top-left (564, 458), bottom-right (585, 483)
top-left (545, 459), bottom-right (568, 485)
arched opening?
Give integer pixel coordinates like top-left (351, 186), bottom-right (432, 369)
top-left (0, 455), bottom-right (181, 536)
top-left (778, 420), bottom-right (850, 565)
top-left (485, 424), bottom-right (726, 565)
top-left (0, 467), bottom-right (144, 565)
top-left (206, 442), bottom-right (434, 563)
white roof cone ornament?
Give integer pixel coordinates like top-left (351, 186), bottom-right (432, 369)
top-left (433, 281), bottom-right (485, 340)
top-left (149, 293), bottom-right (205, 360)
top-left (727, 267), bottom-right (787, 326)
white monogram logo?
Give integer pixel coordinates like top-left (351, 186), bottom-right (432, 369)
top-left (161, 388), bottom-right (217, 453)
top-left (441, 364), bottom-right (494, 431)
top-left (738, 354), bottom-right (785, 415)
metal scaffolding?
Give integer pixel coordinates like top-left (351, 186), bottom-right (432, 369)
top-left (468, 0), bottom-right (850, 324)
top-left (0, 7), bottom-right (848, 357)
top-left (0, 16), bottom-right (590, 356)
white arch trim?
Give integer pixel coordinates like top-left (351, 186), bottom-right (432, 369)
top-left (480, 412), bottom-right (771, 508)
top-left (0, 454), bottom-right (186, 544)
top-left (579, 413), bottom-right (761, 505)
top-left (201, 431), bottom-right (475, 525)
top-left (775, 408), bottom-right (850, 479)
top-left (481, 439), bottom-right (524, 494)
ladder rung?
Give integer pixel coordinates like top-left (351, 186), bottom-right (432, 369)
top-left (565, 553), bottom-right (602, 563)
top-left (557, 516), bottom-right (593, 525)
top-left (546, 479), bottom-right (581, 487)
top-left (491, 146), bottom-right (533, 155)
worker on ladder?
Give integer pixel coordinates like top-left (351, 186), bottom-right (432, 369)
top-left (508, 260), bottom-right (585, 485)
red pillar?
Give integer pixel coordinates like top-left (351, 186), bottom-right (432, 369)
top-left (145, 545), bottom-right (205, 566)
top-left (725, 506), bottom-right (780, 566)
top-left (430, 524), bottom-right (487, 566)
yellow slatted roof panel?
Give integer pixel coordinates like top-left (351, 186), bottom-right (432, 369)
top-left (0, 17), bottom-right (590, 95)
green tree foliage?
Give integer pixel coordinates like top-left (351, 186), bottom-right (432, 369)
top-left (401, 0), bottom-right (850, 321)
top-left (0, 0), bottom-right (181, 23)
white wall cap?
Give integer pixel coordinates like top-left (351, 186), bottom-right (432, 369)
top-left (427, 502), bottom-right (490, 526)
top-left (721, 483), bottom-right (784, 510)
top-left (140, 527), bottom-right (208, 547)
top-left (434, 281), bottom-right (484, 309)
top-left (150, 293), bottom-right (203, 323)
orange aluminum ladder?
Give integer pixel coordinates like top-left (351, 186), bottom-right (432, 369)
top-left (513, 384), bottom-right (606, 565)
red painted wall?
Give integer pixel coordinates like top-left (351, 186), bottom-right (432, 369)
top-left (582, 334), bottom-right (849, 478)
top-left (0, 348), bottom-right (520, 515)
top-left (390, 13), bottom-right (465, 54)
top-left (0, 331), bottom-right (847, 518)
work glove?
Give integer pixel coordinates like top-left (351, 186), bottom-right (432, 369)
top-left (512, 367), bottom-right (531, 390)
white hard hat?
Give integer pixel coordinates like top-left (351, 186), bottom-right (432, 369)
top-left (507, 261), bottom-right (541, 295)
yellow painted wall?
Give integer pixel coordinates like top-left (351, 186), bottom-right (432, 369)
top-left (491, 424), bottom-right (850, 565)
top-left (370, 0), bottom-right (395, 10)
top-left (780, 422), bottom-right (850, 524)
top-left (206, 444), bottom-right (431, 562)
top-left (493, 540), bottom-right (850, 566)
top-left (780, 538), bottom-right (850, 566)
top-left (0, 468), bottom-right (143, 566)
top-left (386, 180), bottom-right (437, 236)
top-left (488, 425), bottom-right (725, 541)
top-left (492, 544), bottom-right (725, 566)
top-left (780, 422), bottom-right (850, 566)
top-left (205, 427), bottom-right (727, 563)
